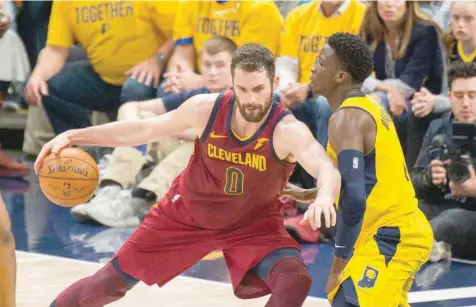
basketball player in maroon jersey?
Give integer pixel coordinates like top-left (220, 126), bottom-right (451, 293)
top-left (34, 44), bottom-right (341, 307)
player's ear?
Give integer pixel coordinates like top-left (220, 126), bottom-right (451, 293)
top-left (335, 71), bottom-right (349, 85)
top-left (273, 76), bottom-right (279, 90)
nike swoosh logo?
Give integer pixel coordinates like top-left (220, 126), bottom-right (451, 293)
top-left (335, 245), bottom-right (346, 249)
top-left (210, 131), bottom-right (227, 139)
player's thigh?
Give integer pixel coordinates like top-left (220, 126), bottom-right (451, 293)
top-left (116, 196), bottom-right (215, 286)
top-left (219, 213), bottom-right (301, 293)
top-left (252, 247), bottom-right (303, 281)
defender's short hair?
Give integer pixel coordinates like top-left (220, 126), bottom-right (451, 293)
top-left (327, 33), bottom-right (373, 83)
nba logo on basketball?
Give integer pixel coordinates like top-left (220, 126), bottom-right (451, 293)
top-left (358, 266), bottom-right (379, 289)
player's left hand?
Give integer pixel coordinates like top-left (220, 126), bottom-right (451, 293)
top-left (449, 165), bottom-right (476, 197)
top-left (325, 271), bottom-right (342, 294)
top-left (301, 197), bottom-right (336, 230)
top-left (125, 56), bottom-right (163, 88)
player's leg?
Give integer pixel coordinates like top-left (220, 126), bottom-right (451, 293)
top-left (50, 182), bottom-right (214, 307)
top-left (0, 194), bottom-right (16, 307)
top-left (331, 286), bottom-right (356, 307)
top-left (50, 258), bottom-right (138, 307)
top-left (253, 248), bottom-right (312, 307)
top-left (220, 212), bottom-right (309, 307)
top-left (328, 213), bottom-right (433, 307)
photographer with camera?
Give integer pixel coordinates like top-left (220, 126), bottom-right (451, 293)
top-left (412, 61), bottom-right (476, 263)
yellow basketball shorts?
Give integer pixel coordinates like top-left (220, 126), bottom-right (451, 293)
top-left (328, 210), bottom-right (433, 307)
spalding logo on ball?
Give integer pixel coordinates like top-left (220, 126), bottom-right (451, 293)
top-left (38, 147), bottom-right (99, 207)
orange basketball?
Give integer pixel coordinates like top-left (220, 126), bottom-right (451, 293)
top-left (38, 147), bottom-right (99, 207)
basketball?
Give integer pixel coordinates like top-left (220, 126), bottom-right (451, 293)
top-left (38, 147), bottom-right (99, 207)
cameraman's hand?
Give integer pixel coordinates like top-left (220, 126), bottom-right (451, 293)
top-left (450, 166), bottom-right (476, 197)
top-left (430, 159), bottom-right (448, 186)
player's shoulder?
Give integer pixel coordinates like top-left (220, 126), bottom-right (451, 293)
top-left (274, 113), bottom-right (309, 138)
top-left (330, 106), bottom-right (374, 134)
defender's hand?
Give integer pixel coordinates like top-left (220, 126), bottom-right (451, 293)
top-left (301, 197), bottom-right (336, 230)
top-left (430, 159), bottom-right (447, 186)
top-left (34, 133), bottom-right (72, 175)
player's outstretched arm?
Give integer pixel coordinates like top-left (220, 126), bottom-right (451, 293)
top-left (34, 93), bottom-right (215, 174)
top-left (325, 108), bottom-right (373, 293)
top-left (0, 193), bottom-right (16, 307)
top-left (274, 117), bottom-right (341, 230)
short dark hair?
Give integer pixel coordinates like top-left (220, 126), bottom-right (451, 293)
top-left (327, 32), bottom-right (373, 83)
top-left (202, 36), bottom-right (237, 56)
top-left (231, 43), bottom-right (275, 80)
top-left (448, 61), bottom-right (476, 89)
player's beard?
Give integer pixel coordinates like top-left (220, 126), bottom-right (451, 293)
top-left (235, 91), bottom-right (273, 123)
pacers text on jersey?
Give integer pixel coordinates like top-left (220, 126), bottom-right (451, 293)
top-left (75, 1), bottom-right (134, 24)
top-left (207, 144), bottom-right (266, 171)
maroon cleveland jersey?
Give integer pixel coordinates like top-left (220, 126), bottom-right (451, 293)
top-left (178, 90), bottom-right (295, 229)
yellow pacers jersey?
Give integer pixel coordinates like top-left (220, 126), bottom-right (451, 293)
top-left (326, 94), bottom-right (433, 307)
top-left (173, 0), bottom-right (283, 71)
top-left (47, 1), bottom-right (177, 85)
top-left (279, 0), bottom-right (365, 83)
top-left (327, 94), bottom-right (417, 236)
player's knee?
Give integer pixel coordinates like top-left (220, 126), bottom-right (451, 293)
top-left (268, 257), bottom-right (312, 294)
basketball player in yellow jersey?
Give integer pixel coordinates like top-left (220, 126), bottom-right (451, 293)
top-left (0, 193), bottom-right (16, 307)
top-left (310, 33), bottom-right (433, 307)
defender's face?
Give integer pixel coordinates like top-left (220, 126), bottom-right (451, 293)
top-left (450, 77), bottom-right (476, 124)
top-left (310, 44), bottom-right (338, 97)
top-left (232, 68), bottom-right (276, 123)
top-left (201, 51), bottom-right (233, 93)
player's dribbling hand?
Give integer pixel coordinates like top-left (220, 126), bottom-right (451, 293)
top-left (34, 133), bottom-right (72, 175)
top-left (300, 197), bottom-right (336, 230)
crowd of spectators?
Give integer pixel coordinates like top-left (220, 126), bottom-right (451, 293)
top-left (1, 0), bottom-right (475, 262)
